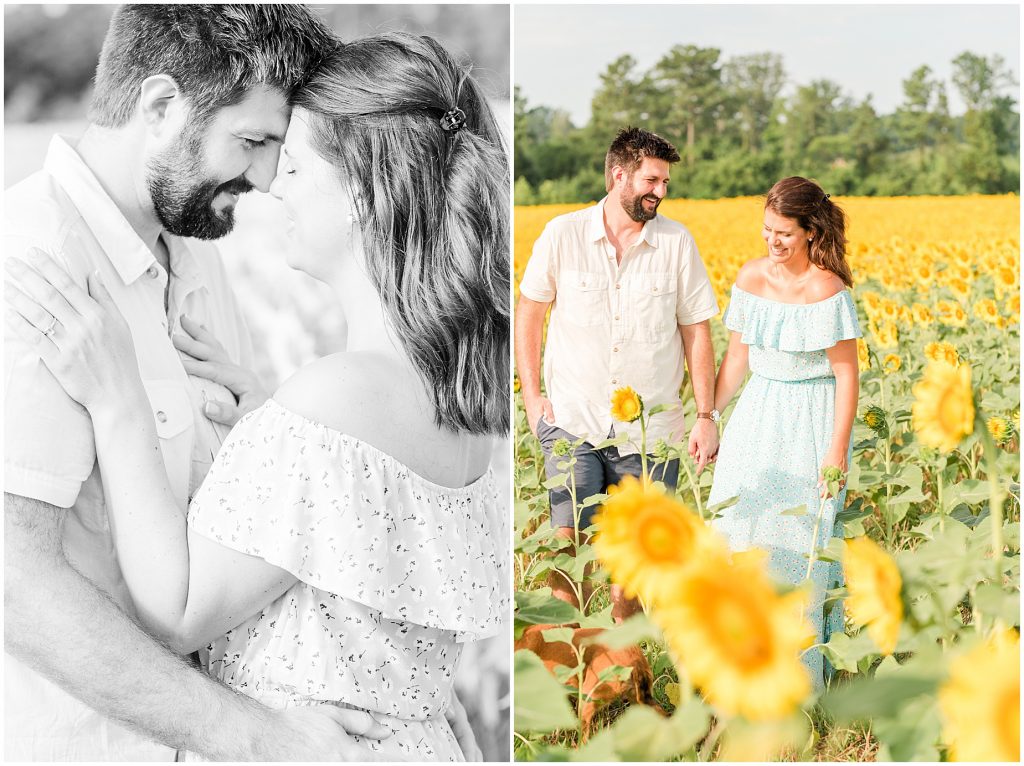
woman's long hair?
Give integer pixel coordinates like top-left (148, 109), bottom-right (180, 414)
top-left (765, 177), bottom-right (853, 287)
top-left (295, 33), bottom-right (510, 435)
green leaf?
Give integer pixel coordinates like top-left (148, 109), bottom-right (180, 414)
top-left (973, 582), bottom-right (1021, 626)
top-left (543, 472), bottom-right (568, 490)
top-left (582, 614), bottom-right (663, 650)
top-left (571, 700), bottom-right (710, 761)
top-left (707, 494), bottom-right (739, 514)
top-left (780, 504), bottom-right (809, 517)
top-left (591, 433), bottom-right (630, 450)
top-left (513, 649), bottom-right (578, 734)
top-left (580, 492), bottom-right (609, 509)
top-left (515, 588), bottom-right (581, 632)
top-left (821, 629), bottom-right (880, 672)
top-left (821, 675), bottom-right (937, 721)
top-left (578, 605), bottom-right (616, 629)
top-left (648, 402), bottom-right (680, 416)
top-left (945, 478), bottom-right (990, 508)
top-left (541, 627), bottom-right (576, 646)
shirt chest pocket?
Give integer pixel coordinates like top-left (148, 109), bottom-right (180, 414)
top-left (628, 274), bottom-right (678, 342)
top-left (142, 380), bottom-right (194, 507)
top-left (558, 270), bottom-right (608, 327)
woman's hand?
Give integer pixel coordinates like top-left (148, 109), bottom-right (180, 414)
top-left (445, 690), bottom-right (482, 761)
top-left (173, 314), bottom-right (268, 426)
top-left (818, 449), bottom-right (849, 499)
top-left (4, 250), bottom-right (142, 411)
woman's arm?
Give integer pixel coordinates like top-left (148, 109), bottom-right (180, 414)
top-left (4, 252), bottom-right (296, 650)
top-left (713, 331), bottom-right (750, 414)
top-left (822, 338), bottom-right (859, 493)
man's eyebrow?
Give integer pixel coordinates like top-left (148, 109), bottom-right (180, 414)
top-left (238, 129), bottom-right (285, 144)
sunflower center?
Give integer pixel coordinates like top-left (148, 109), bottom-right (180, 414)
top-left (636, 512), bottom-right (685, 563)
top-left (937, 387), bottom-right (968, 436)
top-left (704, 587), bottom-right (771, 668)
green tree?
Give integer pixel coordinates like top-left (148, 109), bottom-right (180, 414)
top-left (722, 52), bottom-right (785, 152)
top-left (651, 45), bottom-right (724, 165)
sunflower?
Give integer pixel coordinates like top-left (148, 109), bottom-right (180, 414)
top-left (862, 405), bottom-right (889, 438)
top-left (924, 341), bottom-right (959, 367)
top-left (870, 320), bottom-right (899, 349)
top-left (938, 630), bottom-right (1020, 762)
top-left (911, 303), bottom-right (934, 325)
top-left (1005, 293), bottom-right (1020, 324)
top-left (973, 298), bottom-right (1001, 326)
top-left (592, 476), bottom-right (717, 605)
top-left (657, 548), bottom-right (814, 720)
top-left (912, 361), bottom-right (975, 453)
top-left (947, 277), bottom-right (972, 302)
top-left (610, 386), bottom-right (643, 423)
top-left (986, 415), bottom-right (1015, 446)
top-left (882, 354), bottom-right (902, 375)
top-left (842, 537), bottom-right (903, 655)
top-left (936, 300), bottom-right (967, 327)
top-left (856, 338), bottom-right (871, 370)
top-left (993, 265), bottom-right (1018, 297)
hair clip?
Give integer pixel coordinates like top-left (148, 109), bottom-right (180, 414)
top-left (821, 193), bottom-right (831, 204)
top-left (440, 107), bottom-right (466, 132)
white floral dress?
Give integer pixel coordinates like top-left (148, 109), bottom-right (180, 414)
top-left (185, 399), bottom-right (508, 761)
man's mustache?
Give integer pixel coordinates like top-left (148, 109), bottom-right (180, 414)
top-left (216, 177), bottom-right (255, 196)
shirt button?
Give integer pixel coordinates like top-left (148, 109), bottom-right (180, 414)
top-left (614, 314), bottom-right (620, 320)
top-left (156, 410), bottom-right (168, 423)
top-left (615, 284), bottom-right (621, 290)
top-left (612, 379), bottom-right (618, 385)
top-left (652, 286), bottom-right (659, 293)
top-left (613, 347), bottom-right (619, 353)
top-left (146, 266), bottom-right (159, 279)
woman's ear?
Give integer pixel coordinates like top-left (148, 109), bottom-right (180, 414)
top-left (138, 74), bottom-right (181, 137)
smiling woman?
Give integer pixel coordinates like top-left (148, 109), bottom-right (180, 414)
top-left (3, 3), bottom-right (512, 763)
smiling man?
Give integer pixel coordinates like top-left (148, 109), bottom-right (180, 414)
top-left (2, 5), bottom-right (392, 761)
top-left (515, 127), bottom-right (720, 621)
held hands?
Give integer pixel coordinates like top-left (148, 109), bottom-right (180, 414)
top-left (688, 417), bottom-right (719, 475)
top-left (4, 250), bottom-right (141, 410)
top-left (173, 314), bottom-right (268, 426)
top-left (445, 690), bottom-right (482, 761)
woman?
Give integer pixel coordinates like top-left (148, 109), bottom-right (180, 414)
top-left (707, 176), bottom-right (860, 691)
top-left (5, 33), bottom-right (508, 761)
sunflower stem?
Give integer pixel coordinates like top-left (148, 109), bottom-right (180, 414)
top-left (806, 493), bottom-right (830, 581)
top-left (680, 458), bottom-right (706, 523)
top-left (640, 413), bottom-right (649, 485)
top-left (977, 414), bottom-right (1005, 585)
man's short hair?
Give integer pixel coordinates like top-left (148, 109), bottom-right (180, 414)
top-left (89, 4), bottom-right (338, 128)
top-left (604, 127), bottom-right (681, 191)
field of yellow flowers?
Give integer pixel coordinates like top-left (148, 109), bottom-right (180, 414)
top-left (513, 194), bottom-right (1020, 761)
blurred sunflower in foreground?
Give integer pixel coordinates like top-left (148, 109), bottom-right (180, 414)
top-left (843, 537), bottom-right (903, 656)
top-left (938, 629), bottom-right (1020, 762)
top-left (912, 361), bottom-right (975, 452)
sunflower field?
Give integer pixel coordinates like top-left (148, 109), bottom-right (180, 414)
top-left (513, 194), bottom-right (1020, 761)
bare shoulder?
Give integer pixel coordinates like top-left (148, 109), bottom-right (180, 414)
top-left (804, 269), bottom-right (848, 303)
top-left (273, 352), bottom-right (401, 440)
top-left (734, 258), bottom-right (768, 291)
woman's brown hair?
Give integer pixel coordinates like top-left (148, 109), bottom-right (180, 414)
top-left (765, 177), bottom-right (853, 287)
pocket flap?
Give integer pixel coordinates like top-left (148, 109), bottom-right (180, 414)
top-left (142, 380), bottom-right (193, 440)
top-left (565, 269), bottom-right (608, 291)
top-left (630, 274), bottom-right (677, 296)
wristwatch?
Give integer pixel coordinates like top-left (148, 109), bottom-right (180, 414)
top-left (697, 409), bottom-right (721, 423)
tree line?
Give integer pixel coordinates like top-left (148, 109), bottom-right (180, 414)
top-left (515, 47), bottom-right (1019, 204)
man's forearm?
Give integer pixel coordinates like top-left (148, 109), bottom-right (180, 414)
top-left (681, 321), bottom-right (716, 411)
top-left (514, 297), bottom-right (548, 398)
top-left (4, 493), bottom-right (271, 760)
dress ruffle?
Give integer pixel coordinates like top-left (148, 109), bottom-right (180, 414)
top-left (188, 399), bottom-right (508, 641)
top-left (723, 284), bottom-right (861, 352)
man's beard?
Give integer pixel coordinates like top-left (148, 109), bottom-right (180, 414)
top-left (146, 130), bottom-right (253, 240)
top-left (620, 187), bottom-right (661, 223)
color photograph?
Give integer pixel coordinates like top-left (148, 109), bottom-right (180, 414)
top-left (513, 4), bottom-right (1020, 761)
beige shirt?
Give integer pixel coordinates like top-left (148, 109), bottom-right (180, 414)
top-left (519, 198), bottom-right (718, 454)
top-left (3, 136), bottom-right (254, 761)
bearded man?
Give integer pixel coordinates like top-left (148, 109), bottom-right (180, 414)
top-left (515, 127), bottom-right (720, 621)
top-left (2, 6), bottom-right (394, 761)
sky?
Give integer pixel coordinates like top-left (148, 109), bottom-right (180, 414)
top-left (515, 3), bottom-right (1020, 125)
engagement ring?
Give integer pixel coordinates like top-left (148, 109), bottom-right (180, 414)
top-left (42, 316), bottom-right (58, 338)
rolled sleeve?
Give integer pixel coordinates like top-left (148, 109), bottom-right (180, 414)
top-left (675, 234), bottom-right (719, 325)
top-left (518, 224), bottom-right (557, 303)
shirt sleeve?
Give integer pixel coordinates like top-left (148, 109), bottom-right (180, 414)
top-left (3, 234), bottom-right (95, 508)
top-left (518, 222), bottom-right (557, 303)
top-left (675, 231), bottom-right (720, 325)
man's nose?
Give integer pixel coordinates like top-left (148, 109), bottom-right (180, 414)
top-left (246, 145), bottom-right (282, 193)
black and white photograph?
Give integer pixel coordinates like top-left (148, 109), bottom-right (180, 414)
top-left (4, 3), bottom-right (511, 762)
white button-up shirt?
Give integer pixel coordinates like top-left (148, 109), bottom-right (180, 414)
top-left (519, 198), bottom-right (718, 454)
top-left (3, 136), bottom-right (255, 761)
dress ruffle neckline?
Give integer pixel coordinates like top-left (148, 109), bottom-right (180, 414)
top-left (723, 284), bottom-right (861, 352)
top-left (188, 398), bottom-right (508, 641)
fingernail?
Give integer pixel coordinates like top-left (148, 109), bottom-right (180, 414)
top-left (204, 402), bottom-right (219, 417)
top-left (5, 259), bottom-right (24, 273)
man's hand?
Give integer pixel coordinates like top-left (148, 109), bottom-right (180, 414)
top-left (173, 314), bottom-right (268, 426)
top-left (261, 706), bottom-right (400, 762)
top-left (523, 394), bottom-right (555, 437)
top-left (445, 690), bottom-right (482, 761)
top-left (688, 418), bottom-right (719, 475)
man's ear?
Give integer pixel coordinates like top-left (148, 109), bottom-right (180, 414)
top-left (138, 74), bottom-right (181, 136)
top-left (610, 164), bottom-right (626, 189)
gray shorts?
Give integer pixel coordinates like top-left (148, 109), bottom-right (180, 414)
top-left (536, 417), bottom-right (680, 531)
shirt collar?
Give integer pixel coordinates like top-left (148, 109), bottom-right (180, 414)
top-left (44, 135), bottom-right (163, 285)
top-left (589, 196), bottom-right (659, 249)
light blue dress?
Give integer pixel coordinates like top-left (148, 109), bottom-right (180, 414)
top-left (707, 284), bottom-right (861, 690)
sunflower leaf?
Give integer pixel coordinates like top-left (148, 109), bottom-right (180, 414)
top-left (513, 649), bottom-right (578, 734)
